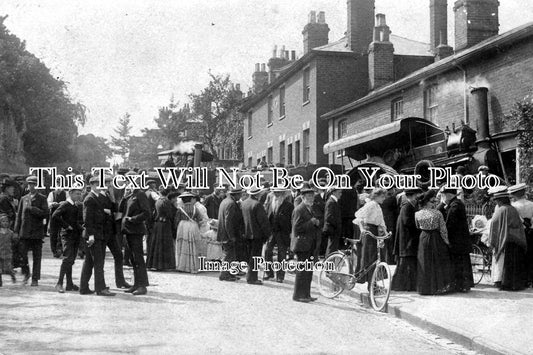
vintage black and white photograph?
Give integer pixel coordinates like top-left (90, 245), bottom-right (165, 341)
top-left (1, 0), bottom-right (533, 354)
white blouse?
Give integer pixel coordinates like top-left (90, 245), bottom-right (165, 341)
top-left (354, 200), bottom-right (387, 232)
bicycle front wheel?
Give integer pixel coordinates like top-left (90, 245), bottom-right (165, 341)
top-left (369, 262), bottom-right (391, 312)
top-left (318, 252), bottom-right (350, 298)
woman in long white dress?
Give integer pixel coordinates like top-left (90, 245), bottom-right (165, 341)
top-left (175, 193), bottom-right (206, 273)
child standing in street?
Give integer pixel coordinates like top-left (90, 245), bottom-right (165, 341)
top-left (0, 213), bottom-right (16, 286)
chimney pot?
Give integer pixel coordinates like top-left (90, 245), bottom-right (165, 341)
top-left (272, 45), bottom-right (277, 58)
top-left (376, 13), bottom-right (386, 26)
top-left (318, 11), bottom-right (326, 24)
top-left (291, 50), bottom-right (296, 60)
top-left (255, 63), bottom-right (260, 72)
top-left (260, 63), bottom-right (266, 72)
top-left (235, 83), bottom-right (241, 91)
top-left (309, 11), bottom-right (317, 23)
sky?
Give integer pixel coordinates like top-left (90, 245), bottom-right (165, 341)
top-left (2, 0), bottom-right (531, 139)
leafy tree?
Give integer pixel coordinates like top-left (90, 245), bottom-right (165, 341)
top-left (111, 113), bottom-right (132, 163)
top-left (189, 73), bottom-right (243, 160)
top-left (506, 96), bottom-right (533, 186)
top-left (71, 134), bottom-right (112, 172)
top-left (0, 16), bottom-right (86, 167)
top-left (154, 99), bottom-right (195, 148)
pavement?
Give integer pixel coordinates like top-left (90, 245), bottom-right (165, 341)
top-left (318, 265), bottom-right (533, 355)
top-left (0, 239), bottom-right (479, 355)
top-left (0, 239), bottom-right (531, 354)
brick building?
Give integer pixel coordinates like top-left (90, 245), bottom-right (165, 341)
top-left (240, 2), bottom-right (434, 170)
top-left (323, 0), bottom-right (533, 183)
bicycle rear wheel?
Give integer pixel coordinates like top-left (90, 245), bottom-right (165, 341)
top-left (369, 262), bottom-right (391, 312)
top-left (470, 244), bottom-right (485, 285)
top-left (318, 252), bottom-right (350, 298)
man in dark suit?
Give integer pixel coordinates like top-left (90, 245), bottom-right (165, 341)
top-left (204, 184), bottom-right (226, 219)
top-left (324, 188), bottom-right (343, 256)
top-left (291, 187), bottom-right (321, 302)
top-left (241, 187), bottom-right (272, 285)
top-left (438, 188), bottom-right (473, 292)
top-left (312, 179), bottom-right (327, 256)
top-left (14, 176), bottom-right (49, 286)
top-left (100, 178), bottom-right (131, 289)
top-left (80, 177), bottom-right (115, 296)
top-left (52, 188), bottom-right (83, 293)
top-left (119, 180), bottom-right (151, 295)
top-left (264, 187), bottom-right (293, 282)
top-left (217, 187), bottom-right (243, 281)
top-left (47, 188), bottom-right (67, 258)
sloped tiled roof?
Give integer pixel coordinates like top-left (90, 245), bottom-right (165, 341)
top-left (314, 35), bottom-right (432, 57)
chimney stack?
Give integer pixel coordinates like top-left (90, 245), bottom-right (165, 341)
top-left (368, 14), bottom-right (394, 90)
top-left (454, 0), bottom-right (499, 51)
top-left (430, 0), bottom-right (448, 52)
top-left (252, 63), bottom-right (269, 94)
top-left (347, 0), bottom-right (375, 55)
top-left (302, 10), bottom-right (330, 54)
top-left (268, 44), bottom-right (291, 83)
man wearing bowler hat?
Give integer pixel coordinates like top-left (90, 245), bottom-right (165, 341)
top-left (509, 183), bottom-right (533, 286)
top-left (241, 186), bottom-right (271, 285)
top-left (14, 176), bottom-right (49, 286)
top-left (217, 186), bottom-right (244, 281)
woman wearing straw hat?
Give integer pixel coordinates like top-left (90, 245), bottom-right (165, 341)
top-left (175, 192), bottom-right (206, 273)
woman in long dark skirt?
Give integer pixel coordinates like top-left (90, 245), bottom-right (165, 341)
top-left (146, 189), bottom-right (178, 271)
top-left (353, 188), bottom-right (388, 289)
top-left (415, 190), bottom-right (454, 295)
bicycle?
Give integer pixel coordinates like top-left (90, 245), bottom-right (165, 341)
top-left (317, 231), bottom-right (392, 312)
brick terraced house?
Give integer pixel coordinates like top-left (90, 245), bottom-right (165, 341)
top-left (239, 0), bottom-right (436, 171)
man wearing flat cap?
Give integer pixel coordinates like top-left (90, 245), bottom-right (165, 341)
top-left (437, 187), bottom-right (473, 292)
top-left (14, 176), bottom-right (49, 286)
top-left (217, 187), bottom-right (244, 281)
top-left (509, 183), bottom-right (533, 286)
top-left (241, 187), bottom-right (272, 285)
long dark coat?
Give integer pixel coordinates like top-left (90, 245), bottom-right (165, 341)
top-left (394, 201), bottom-right (419, 257)
top-left (438, 197), bottom-right (471, 254)
top-left (217, 195), bottom-right (243, 243)
top-left (241, 196), bottom-right (271, 242)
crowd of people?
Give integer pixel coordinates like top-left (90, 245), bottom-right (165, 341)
top-left (0, 166), bottom-right (532, 303)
